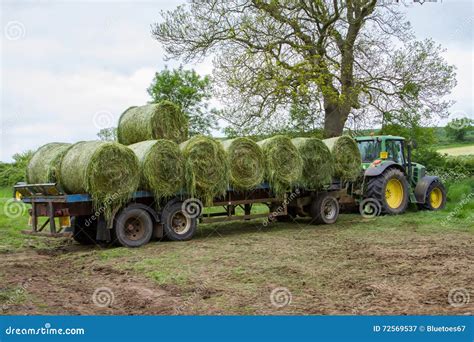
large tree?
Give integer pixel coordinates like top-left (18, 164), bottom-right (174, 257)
top-left (153, 0), bottom-right (456, 137)
top-left (148, 66), bottom-right (218, 136)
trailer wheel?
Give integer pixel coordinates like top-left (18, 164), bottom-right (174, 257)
top-left (72, 216), bottom-right (97, 245)
top-left (113, 207), bottom-right (153, 248)
top-left (162, 201), bottom-right (197, 241)
top-left (270, 204), bottom-right (297, 222)
top-left (310, 193), bottom-right (339, 225)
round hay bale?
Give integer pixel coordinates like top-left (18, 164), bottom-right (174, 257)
top-left (323, 136), bottom-right (362, 181)
top-left (292, 138), bottom-right (334, 189)
top-left (26, 142), bottom-right (72, 184)
top-left (257, 135), bottom-right (303, 195)
top-left (59, 141), bottom-right (140, 218)
top-left (180, 135), bottom-right (229, 205)
top-left (129, 139), bottom-right (185, 200)
top-left (117, 100), bottom-right (188, 145)
top-left (221, 138), bottom-right (265, 190)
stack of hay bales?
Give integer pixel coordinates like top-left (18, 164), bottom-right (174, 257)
top-left (26, 98), bottom-right (362, 213)
top-left (292, 138), bottom-right (334, 189)
top-left (26, 142), bottom-right (72, 184)
top-left (323, 136), bottom-right (362, 181)
top-left (117, 101), bottom-right (188, 145)
top-left (129, 139), bottom-right (185, 200)
top-left (180, 135), bottom-right (229, 205)
top-left (257, 135), bottom-right (303, 195)
top-left (221, 137), bottom-right (265, 190)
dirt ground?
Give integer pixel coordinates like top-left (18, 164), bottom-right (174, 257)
top-left (1, 214), bottom-right (473, 316)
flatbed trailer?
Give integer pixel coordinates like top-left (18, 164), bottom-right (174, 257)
top-left (13, 182), bottom-right (344, 248)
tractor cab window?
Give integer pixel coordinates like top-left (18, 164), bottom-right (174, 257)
top-left (385, 140), bottom-right (405, 164)
top-left (357, 140), bottom-right (381, 163)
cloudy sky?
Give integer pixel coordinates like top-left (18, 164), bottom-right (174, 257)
top-left (0, 0), bottom-right (473, 161)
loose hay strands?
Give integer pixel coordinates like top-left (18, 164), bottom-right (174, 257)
top-left (221, 138), bottom-right (265, 190)
top-left (26, 142), bottom-right (72, 184)
top-left (323, 136), bottom-right (362, 181)
top-left (180, 135), bottom-right (229, 205)
top-left (117, 100), bottom-right (188, 145)
top-left (292, 138), bottom-right (334, 189)
top-left (129, 139), bottom-right (185, 201)
top-left (59, 141), bottom-right (140, 219)
top-left (257, 135), bottom-right (303, 196)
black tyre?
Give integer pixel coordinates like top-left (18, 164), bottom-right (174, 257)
top-left (269, 204), bottom-right (297, 222)
top-left (421, 180), bottom-right (447, 211)
top-left (310, 193), bottom-right (339, 225)
top-left (72, 216), bottom-right (97, 245)
top-left (365, 168), bottom-right (409, 215)
top-left (113, 207), bottom-right (153, 247)
top-left (161, 201), bottom-right (197, 241)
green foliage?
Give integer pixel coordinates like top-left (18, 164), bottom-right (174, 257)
top-left (412, 147), bottom-right (474, 184)
top-left (380, 110), bottom-right (435, 148)
top-left (0, 150), bottom-right (33, 187)
top-left (97, 127), bottom-right (117, 141)
top-left (147, 66), bottom-right (218, 136)
top-left (445, 118), bottom-right (473, 142)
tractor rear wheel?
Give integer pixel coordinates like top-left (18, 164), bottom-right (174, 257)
top-left (421, 180), bottom-right (446, 211)
top-left (365, 168), bottom-right (409, 215)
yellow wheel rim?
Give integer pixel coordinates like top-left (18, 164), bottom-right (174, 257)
top-left (430, 188), bottom-right (443, 209)
top-left (385, 179), bottom-right (404, 209)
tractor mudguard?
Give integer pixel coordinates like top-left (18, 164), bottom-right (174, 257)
top-left (364, 161), bottom-right (405, 177)
top-left (414, 176), bottom-right (440, 204)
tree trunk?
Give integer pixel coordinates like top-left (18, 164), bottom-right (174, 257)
top-left (323, 104), bottom-right (350, 138)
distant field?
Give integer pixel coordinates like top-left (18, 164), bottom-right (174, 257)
top-left (437, 145), bottom-right (474, 156)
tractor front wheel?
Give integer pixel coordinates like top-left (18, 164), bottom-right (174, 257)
top-left (421, 180), bottom-right (447, 211)
top-left (365, 168), bottom-right (409, 215)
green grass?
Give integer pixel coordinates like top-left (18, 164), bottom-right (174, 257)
top-left (0, 180), bottom-right (473, 314)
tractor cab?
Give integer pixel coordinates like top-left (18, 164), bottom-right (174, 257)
top-left (354, 135), bottom-right (446, 215)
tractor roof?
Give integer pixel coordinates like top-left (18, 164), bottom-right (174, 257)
top-left (355, 135), bottom-right (405, 141)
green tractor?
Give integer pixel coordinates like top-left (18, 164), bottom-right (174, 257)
top-left (354, 135), bottom-right (446, 215)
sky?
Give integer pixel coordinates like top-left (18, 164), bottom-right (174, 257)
top-left (0, 0), bottom-right (473, 162)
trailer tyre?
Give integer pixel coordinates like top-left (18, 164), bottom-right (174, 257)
top-left (310, 193), bottom-right (339, 225)
top-left (162, 201), bottom-right (197, 241)
top-left (113, 207), bottom-right (153, 248)
top-left (72, 216), bottom-right (97, 245)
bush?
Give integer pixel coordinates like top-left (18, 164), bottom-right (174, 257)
top-left (0, 151), bottom-right (33, 187)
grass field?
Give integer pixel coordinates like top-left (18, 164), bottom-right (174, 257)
top-left (437, 144), bottom-right (474, 156)
top-left (0, 184), bottom-right (473, 315)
